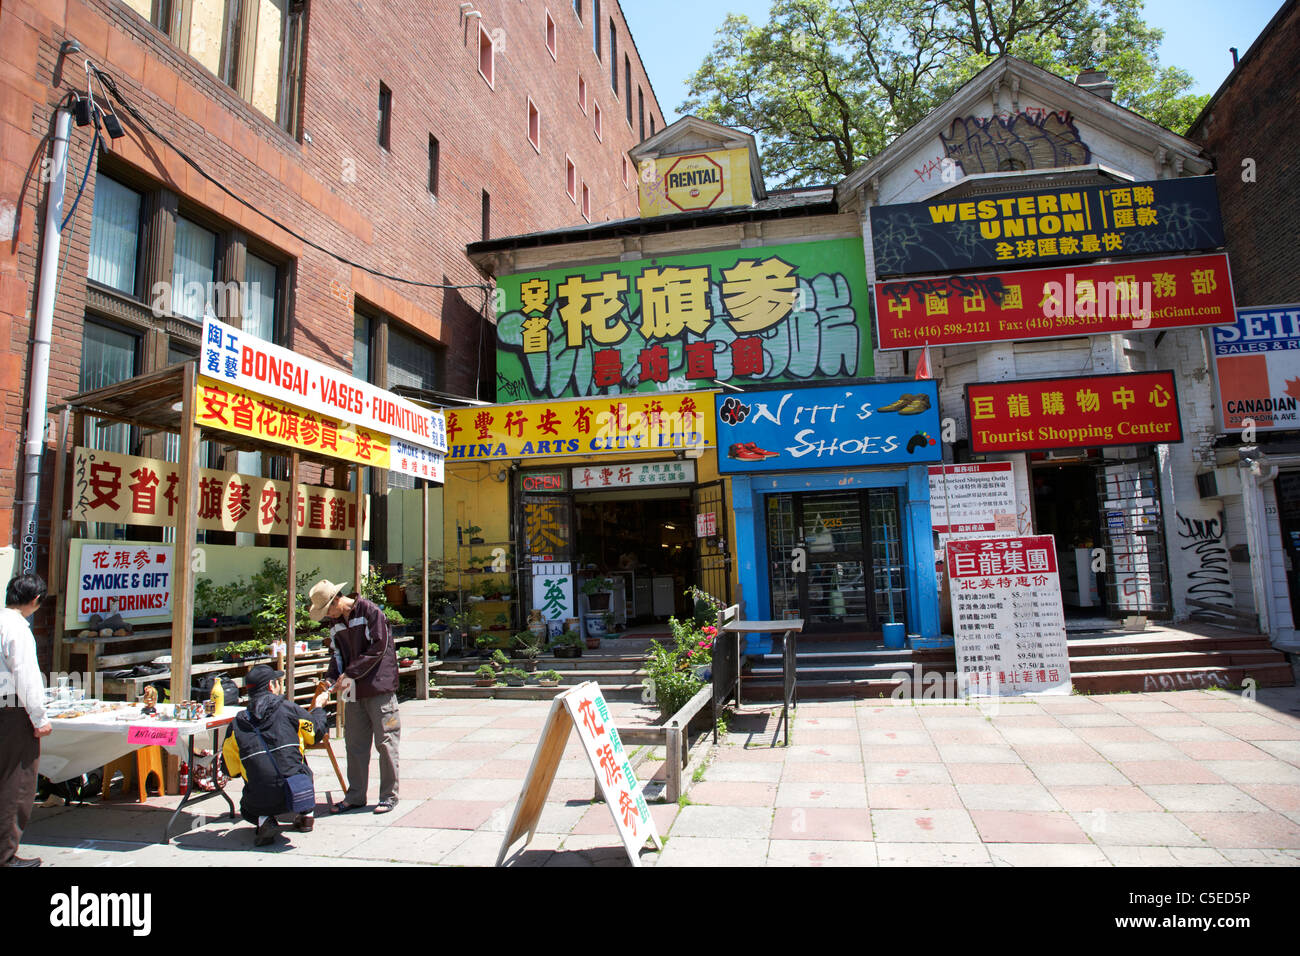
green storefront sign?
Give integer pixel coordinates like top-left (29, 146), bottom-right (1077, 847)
top-left (495, 237), bottom-right (873, 400)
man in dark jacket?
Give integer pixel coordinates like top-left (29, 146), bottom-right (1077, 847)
top-left (223, 664), bottom-right (328, 846)
top-left (308, 578), bottom-right (400, 814)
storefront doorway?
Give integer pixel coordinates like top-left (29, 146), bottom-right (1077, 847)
top-left (1277, 471), bottom-right (1300, 626)
top-left (1032, 460), bottom-right (1104, 614)
top-left (764, 489), bottom-right (906, 638)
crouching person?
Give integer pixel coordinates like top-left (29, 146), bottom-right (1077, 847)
top-left (222, 664), bottom-right (328, 846)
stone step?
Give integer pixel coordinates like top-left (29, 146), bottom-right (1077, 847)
top-left (1066, 632), bottom-right (1274, 656)
top-left (1069, 649), bottom-right (1287, 674)
top-left (436, 684), bottom-right (649, 702)
top-left (435, 667), bottom-right (645, 686)
top-left (1071, 663), bottom-right (1294, 694)
top-left (436, 655), bottom-right (647, 672)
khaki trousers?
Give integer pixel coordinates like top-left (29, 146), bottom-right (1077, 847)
top-left (342, 692), bottom-right (400, 805)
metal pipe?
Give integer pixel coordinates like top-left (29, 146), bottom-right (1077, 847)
top-left (20, 108), bottom-right (71, 574)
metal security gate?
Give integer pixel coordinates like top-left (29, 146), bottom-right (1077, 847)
top-left (1096, 456), bottom-right (1171, 618)
top-left (691, 480), bottom-right (731, 605)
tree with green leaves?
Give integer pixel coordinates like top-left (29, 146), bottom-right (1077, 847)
top-left (682, 0), bottom-right (1209, 186)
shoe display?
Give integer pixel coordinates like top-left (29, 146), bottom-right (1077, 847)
top-left (898, 396), bottom-right (932, 415)
top-left (877, 394), bottom-right (916, 413)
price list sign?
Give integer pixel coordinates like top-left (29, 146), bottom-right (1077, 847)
top-left (945, 535), bottom-right (1072, 697)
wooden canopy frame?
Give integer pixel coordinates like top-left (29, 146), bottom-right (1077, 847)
top-left (50, 360), bottom-right (439, 706)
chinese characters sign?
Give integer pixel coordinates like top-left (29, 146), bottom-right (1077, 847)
top-left (76, 544), bottom-right (173, 623)
top-left (1212, 304), bottom-right (1300, 432)
top-left (966, 371), bottom-right (1183, 453)
top-left (870, 176), bottom-right (1224, 276)
top-left (571, 460), bottom-right (695, 489)
top-left (946, 536), bottom-right (1071, 697)
top-left (714, 381), bottom-right (941, 474)
top-left (928, 463), bottom-right (1018, 545)
top-left (390, 437), bottom-right (446, 483)
top-left (494, 238), bottom-right (873, 400)
top-left (531, 564), bottom-right (574, 621)
top-left (71, 447), bottom-right (361, 539)
top-left (874, 253), bottom-right (1236, 350)
top-left (446, 391), bottom-right (716, 461)
top-left (201, 317), bottom-right (447, 453)
top-left (563, 683), bottom-right (659, 864)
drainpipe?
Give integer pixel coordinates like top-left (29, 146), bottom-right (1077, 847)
top-left (19, 108), bottom-right (70, 574)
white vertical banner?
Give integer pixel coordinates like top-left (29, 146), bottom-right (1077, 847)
top-left (531, 562), bottom-right (574, 622)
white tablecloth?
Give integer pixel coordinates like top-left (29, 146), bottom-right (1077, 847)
top-left (39, 705), bottom-right (243, 783)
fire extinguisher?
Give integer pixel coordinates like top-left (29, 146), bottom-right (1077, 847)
top-left (179, 761), bottom-right (190, 794)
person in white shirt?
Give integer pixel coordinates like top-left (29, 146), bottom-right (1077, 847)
top-left (0, 573), bottom-right (51, 867)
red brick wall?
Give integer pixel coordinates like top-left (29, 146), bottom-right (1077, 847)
top-left (0, 0), bottom-right (663, 541)
top-left (1187, 1), bottom-right (1300, 306)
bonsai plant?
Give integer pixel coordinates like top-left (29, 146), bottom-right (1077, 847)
top-left (580, 576), bottom-right (616, 612)
top-left (501, 667), bottom-right (528, 687)
top-left (511, 631), bottom-right (545, 671)
top-left (490, 649), bottom-right (510, 672)
top-left (488, 611), bottom-right (510, 632)
top-left (474, 632), bottom-right (496, 658)
top-left (538, 669), bottom-right (561, 688)
top-left (464, 524), bottom-right (485, 545)
top-left (473, 664), bottom-right (496, 687)
top-left (397, 646), bottom-right (419, 666)
top-left (552, 630), bottom-right (583, 658)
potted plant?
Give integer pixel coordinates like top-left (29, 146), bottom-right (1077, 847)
top-left (397, 647), bottom-right (419, 667)
top-left (580, 576), bottom-right (616, 613)
top-left (474, 633), bottom-right (496, 658)
top-left (552, 630), bottom-right (583, 658)
top-left (502, 667), bottom-right (527, 687)
top-left (538, 670), bottom-right (561, 688)
top-left (490, 649), bottom-right (510, 672)
top-left (488, 611), bottom-right (510, 632)
top-left (464, 524), bottom-right (485, 545)
top-left (511, 631), bottom-right (545, 672)
top-left (474, 664), bottom-right (496, 687)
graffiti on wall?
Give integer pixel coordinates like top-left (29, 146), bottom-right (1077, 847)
top-left (1176, 510), bottom-right (1234, 620)
top-left (942, 110), bottom-right (1091, 175)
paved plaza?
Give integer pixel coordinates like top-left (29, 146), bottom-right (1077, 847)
top-left (21, 681), bottom-right (1300, 867)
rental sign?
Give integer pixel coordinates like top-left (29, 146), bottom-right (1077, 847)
top-left (200, 316), bottom-right (447, 453)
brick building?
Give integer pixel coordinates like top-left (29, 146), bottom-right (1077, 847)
top-left (0, 0), bottom-right (664, 591)
top-left (1186, 0), bottom-right (1300, 650)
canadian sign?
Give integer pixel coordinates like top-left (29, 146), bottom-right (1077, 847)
top-left (446, 391), bottom-right (716, 461)
top-left (1212, 303), bottom-right (1300, 432)
top-left (946, 535), bottom-right (1071, 697)
top-left (714, 381), bottom-right (942, 474)
top-left (874, 253), bottom-right (1236, 350)
top-left (76, 544), bottom-right (173, 622)
top-left (966, 371), bottom-right (1183, 453)
top-left (870, 176), bottom-right (1225, 276)
top-left (200, 316), bottom-right (447, 453)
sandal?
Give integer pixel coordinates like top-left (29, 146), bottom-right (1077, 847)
top-left (333, 799), bottom-right (364, 813)
top-left (373, 797), bottom-right (398, 814)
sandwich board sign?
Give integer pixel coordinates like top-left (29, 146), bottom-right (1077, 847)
top-left (497, 681), bottom-right (662, 867)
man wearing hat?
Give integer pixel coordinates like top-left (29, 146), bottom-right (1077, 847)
top-left (308, 579), bottom-right (400, 814)
top-left (222, 664), bottom-right (329, 846)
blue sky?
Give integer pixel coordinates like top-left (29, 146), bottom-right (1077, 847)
top-left (623, 0), bottom-right (1286, 122)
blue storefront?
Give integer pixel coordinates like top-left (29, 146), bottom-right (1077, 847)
top-left (714, 380), bottom-right (942, 650)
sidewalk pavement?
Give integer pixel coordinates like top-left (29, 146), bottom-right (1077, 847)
top-left (21, 682), bottom-right (1300, 867)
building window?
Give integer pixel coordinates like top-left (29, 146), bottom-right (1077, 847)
top-left (581, 182), bottom-right (590, 221)
top-left (386, 324), bottom-right (442, 489)
top-left (478, 24), bottom-right (494, 87)
top-left (377, 82), bottom-right (392, 149)
top-left (651, 115), bottom-right (656, 136)
top-left (639, 87), bottom-right (645, 141)
top-left (566, 156), bottom-right (576, 201)
top-left (243, 253), bottom-right (278, 341)
top-left (152, 0), bottom-right (304, 136)
top-left (481, 189), bottom-right (491, 240)
top-left (593, 0), bottom-right (601, 57)
top-left (80, 319), bottom-right (139, 454)
top-left (428, 134), bottom-right (440, 195)
top-left (87, 173), bottom-right (141, 296)
top-left (625, 55), bottom-right (632, 125)
top-left (609, 20), bottom-right (617, 92)
top-left (622, 155), bottom-right (629, 188)
top-left (171, 216), bottom-right (217, 321)
top-left (593, 102), bottom-right (602, 141)
top-left (353, 311), bottom-right (372, 382)
top-left (578, 74), bottom-right (587, 114)
top-left (545, 9), bottom-right (556, 59)
top-left (527, 99), bottom-right (541, 153)
top-left (573, 0), bottom-right (581, 21)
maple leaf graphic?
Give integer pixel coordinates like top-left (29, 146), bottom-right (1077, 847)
top-left (1287, 377), bottom-right (1300, 400)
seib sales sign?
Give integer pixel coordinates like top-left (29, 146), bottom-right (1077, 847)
top-left (201, 317), bottom-right (447, 453)
top-left (1213, 304), bottom-right (1300, 432)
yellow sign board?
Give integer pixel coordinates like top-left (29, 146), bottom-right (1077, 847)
top-left (638, 147), bottom-right (753, 218)
top-left (446, 390), bottom-right (716, 461)
top-left (196, 376), bottom-right (391, 469)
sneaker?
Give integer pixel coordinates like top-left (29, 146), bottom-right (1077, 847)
top-left (254, 819), bottom-right (278, 846)
top-left (741, 442), bottom-right (780, 459)
top-left (1, 856), bottom-right (41, 867)
top-left (877, 394), bottom-right (916, 413)
top-left (293, 814), bottom-right (314, 832)
top-left (898, 396), bottom-right (932, 415)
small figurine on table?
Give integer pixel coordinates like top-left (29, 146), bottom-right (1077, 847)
top-left (140, 685), bottom-right (158, 715)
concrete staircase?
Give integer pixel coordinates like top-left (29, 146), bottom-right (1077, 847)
top-left (432, 635), bottom-right (656, 702)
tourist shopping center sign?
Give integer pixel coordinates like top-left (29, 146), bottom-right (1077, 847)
top-left (1213, 304), bottom-right (1300, 432)
top-left (71, 447), bottom-right (361, 539)
top-left (200, 316), bottom-right (447, 453)
top-left (869, 176), bottom-right (1224, 276)
top-left (445, 391), bottom-right (716, 461)
top-left (874, 253), bottom-right (1235, 350)
top-left (714, 380), bottom-right (942, 474)
top-left (946, 535), bottom-right (1072, 697)
top-left (494, 238), bottom-right (873, 400)
top-left (966, 370), bottom-right (1183, 454)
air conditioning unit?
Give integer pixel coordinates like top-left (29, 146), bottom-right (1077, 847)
top-left (1196, 466), bottom-right (1242, 499)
